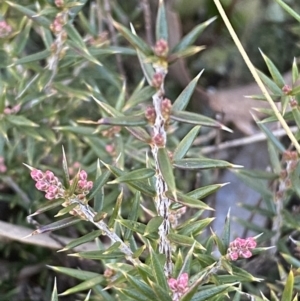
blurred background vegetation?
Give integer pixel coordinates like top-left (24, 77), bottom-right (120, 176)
top-left (1, 0), bottom-right (300, 300)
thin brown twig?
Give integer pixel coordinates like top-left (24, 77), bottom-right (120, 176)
top-left (198, 126), bottom-right (298, 155)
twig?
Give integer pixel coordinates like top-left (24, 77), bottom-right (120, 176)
top-left (74, 201), bottom-right (140, 265)
top-left (151, 66), bottom-right (173, 277)
top-left (199, 126), bottom-right (298, 155)
top-left (214, 0), bottom-right (300, 154)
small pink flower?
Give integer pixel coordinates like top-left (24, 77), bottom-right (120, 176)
top-left (30, 169), bottom-right (64, 200)
top-left (145, 106), bottom-right (156, 125)
top-left (152, 133), bottom-right (165, 147)
top-left (177, 273), bottom-right (188, 291)
top-left (0, 156), bottom-right (7, 173)
top-left (154, 39), bottom-right (169, 57)
top-left (227, 237), bottom-right (257, 261)
top-left (168, 278), bottom-right (177, 291)
top-left (105, 144), bottom-right (115, 154)
top-left (78, 180), bottom-right (86, 190)
top-left (86, 181), bottom-right (93, 191)
top-left (50, 14), bottom-right (65, 34)
top-left (55, 0), bottom-right (64, 7)
top-left (71, 170), bottom-right (93, 194)
top-left (45, 191), bottom-right (56, 200)
top-left (31, 169), bottom-right (44, 181)
top-left (0, 20), bottom-right (12, 38)
top-left (152, 72), bottom-right (164, 89)
top-left (228, 252), bottom-right (239, 261)
top-left (11, 104), bottom-right (21, 114)
top-left (48, 185), bottom-right (58, 194)
top-left (282, 84), bottom-right (292, 95)
top-left (168, 273), bottom-right (189, 301)
top-left (3, 107), bottom-right (12, 114)
top-left (79, 170), bottom-right (87, 181)
top-left (45, 170), bottom-right (55, 182)
top-left (35, 181), bottom-right (49, 191)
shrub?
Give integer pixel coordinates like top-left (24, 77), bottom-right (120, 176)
top-left (1, 0), bottom-right (300, 300)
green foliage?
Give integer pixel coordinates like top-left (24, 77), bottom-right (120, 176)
top-left (1, 0), bottom-right (300, 300)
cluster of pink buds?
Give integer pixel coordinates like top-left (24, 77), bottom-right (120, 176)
top-left (168, 273), bottom-right (189, 301)
top-left (152, 72), bottom-right (164, 89)
top-left (0, 156), bottom-right (7, 173)
top-left (30, 169), bottom-right (65, 200)
top-left (154, 39), bottom-right (169, 58)
top-left (227, 237), bottom-right (257, 261)
top-left (0, 20), bottom-right (12, 38)
top-left (54, 0), bottom-right (64, 8)
top-left (282, 84), bottom-right (292, 95)
top-left (161, 98), bottom-right (172, 126)
top-left (3, 104), bottom-right (21, 115)
top-left (103, 268), bottom-right (115, 278)
top-left (50, 14), bottom-right (66, 34)
top-left (152, 133), bottom-right (165, 147)
top-left (145, 106), bottom-right (156, 125)
top-left (290, 98), bottom-right (298, 108)
top-left (75, 170), bottom-right (93, 195)
top-left (105, 144), bottom-right (116, 156)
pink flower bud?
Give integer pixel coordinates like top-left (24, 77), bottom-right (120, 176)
top-left (161, 98), bottom-right (172, 119)
top-left (50, 15), bottom-right (65, 34)
top-left (35, 181), bottom-right (49, 191)
top-left (152, 72), bottom-right (164, 89)
top-left (86, 181), bottom-right (93, 191)
top-left (240, 250), bottom-right (253, 258)
top-left (45, 192), bottom-right (56, 200)
top-left (3, 107), bottom-right (12, 114)
top-left (168, 278), bottom-right (177, 291)
top-left (230, 252), bottom-right (239, 261)
top-left (31, 169), bottom-right (44, 181)
top-left (11, 104), bottom-right (21, 114)
top-left (152, 133), bottom-right (165, 147)
top-left (55, 0), bottom-right (64, 7)
top-left (177, 273), bottom-right (188, 292)
top-left (154, 39), bottom-right (169, 58)
top-left (45, 170), bottom-right (55, 182)
top-left (145, 106), bottom-right (156, 125)
top-left (168, 273), bottom-right (189, 300)
top-left (105, 144), bottom-right (115, 154)
top-left (245, 237), bottom-right (256, 248)
top-left (79, 170), bottom-right (87, 181)
top-left (227, 236), bottom-right (257, 261)
top-left (0, 156), bottom-right (7, 173)
top-left (48, 185), bottom-right (58, 194)
top-left (290, 98), bottom-right (298, 108)
top-left (282, 84), bottom-right (292, 95)
top-left (0, 165), bottom-right (7, 173)
top-left (77, 180), bottom-right (86, 190)
top-left (0, 21), bottom-right (12, 38)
